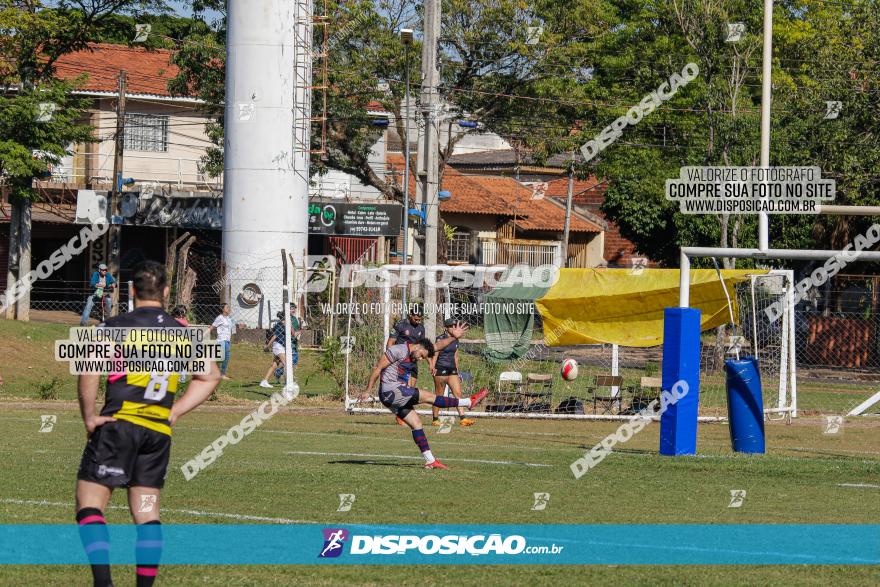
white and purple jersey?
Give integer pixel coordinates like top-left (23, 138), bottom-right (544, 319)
top-left (381, 343), bottom-right (412, 392)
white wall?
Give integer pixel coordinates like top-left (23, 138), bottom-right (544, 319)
top-left (88, 98), bottom-right (218, 189)
top-left (310, 134), bottom-right (387, 200)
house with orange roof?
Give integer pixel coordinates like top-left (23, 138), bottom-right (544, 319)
top-left (386, 154), bottom-right (606, 268)
top-left (447, 149), bottom-right (650, 267)
top-left (49, 42), bottom-right (217, 193)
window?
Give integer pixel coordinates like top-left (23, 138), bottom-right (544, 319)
top-left (448, 230), bottom-right (471, 263)
top-left (124, 113), bottom-right (169, 152)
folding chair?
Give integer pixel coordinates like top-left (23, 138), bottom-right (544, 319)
top-left (488, 371), bottom-right (522, 412)
top-left (629, 376), bottom-right (662, 412)
top-left (519, 373), bottom-right (553, 413)
top-left (588, 374), bottom-right (624, 414)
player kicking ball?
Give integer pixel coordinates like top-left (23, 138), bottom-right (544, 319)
top-left (75, 261), bottom-right (221, 587)
top-left (363, 321), bottom-right (488, 470)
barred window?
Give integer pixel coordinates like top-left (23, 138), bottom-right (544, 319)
top-left (448, 230), bottom-right (471, 263)
top-left (124, 113), bottom-right (169, 152)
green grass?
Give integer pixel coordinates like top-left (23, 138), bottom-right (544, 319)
top-left (1, 319), bottom-right (879, 584)
top-left (2, 318), bottom-right (876, 417)
top-left (0, 318), bottom-right (336, 402)
top-left (0, 404), bottom-right (878, 584)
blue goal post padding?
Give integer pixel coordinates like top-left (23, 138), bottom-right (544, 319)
top-left (660, 307), bottom-right (701, 456)
top-left (724, 356), bottom-right (766, 454)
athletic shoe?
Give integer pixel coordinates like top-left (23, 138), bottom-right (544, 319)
top-left (396, 416), bottom-right (407, 426)
top-left (221, 375), bottom-right (231, 381)
top-left (259, 380), bottom-right (273, 389)
top-left (468, 387), bottom-right (489, 409)
top-left (424, 459), bottom-right (449, 470)
top-left (431, 419), bottom-right (442, 426)
top-left (460, 418), bottom-right (476, 426)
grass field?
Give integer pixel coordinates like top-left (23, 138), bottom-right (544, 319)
top-left (1, 319), bottom-right (879, 585)
top-left (3, 317), bottom-right (875, 416)
top-left (0, 403), bottom-right (878, 585)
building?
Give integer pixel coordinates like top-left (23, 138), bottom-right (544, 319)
top-left (386, 154), bottom-right (605, 268)
top-left (2, 43), bottom-right (220, 317)
top-left (1, 42), bottom-right (642, 323)
top-left (447, 149), bottom-right (648, 267)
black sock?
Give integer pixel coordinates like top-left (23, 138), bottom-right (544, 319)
top-left (135, 520), bottom-right (162, 587)
top-left (76, 507), bottom-right (113, 587)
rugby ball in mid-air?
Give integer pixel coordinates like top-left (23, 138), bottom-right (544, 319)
top-left (560, 358), bottom-right (579, 381)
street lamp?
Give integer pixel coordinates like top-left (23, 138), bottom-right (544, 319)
top-left (401, 28), bottom-right (413, 309)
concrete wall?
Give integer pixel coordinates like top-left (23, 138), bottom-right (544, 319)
top-left (310, 135), bottom-right (386, 200)
top-left (77, 98), bottom-right (217, 190)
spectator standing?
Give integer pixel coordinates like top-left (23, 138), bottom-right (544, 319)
top-left (210, 304), bottom-right (234, 381)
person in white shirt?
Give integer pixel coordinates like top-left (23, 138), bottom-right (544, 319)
top-left (210, 304), bottom-right (234, 380)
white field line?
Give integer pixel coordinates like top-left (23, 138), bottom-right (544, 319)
top-left (183, 426), bottom-right (580, 454)
top-left (287, 450), bottom-right (551, 468)
top-left (0, 498), bottom-right (318, 524)
top-left (836, 483), bottom-right (880, 489)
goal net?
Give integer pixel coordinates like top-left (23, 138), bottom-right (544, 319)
top-left (343, 265), bottom-right (796, 422)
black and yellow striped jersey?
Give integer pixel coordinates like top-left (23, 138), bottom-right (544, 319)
top-left (98, 307), bottom-right (182, 436)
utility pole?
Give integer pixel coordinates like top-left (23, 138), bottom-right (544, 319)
top-left (758, 0), bottom-right (773, 251)
top-left (401, 29), bottom-right (413, 310)
top-left (108, 70), bottom-right (127, 316)
top-left (420, 0), bottom-right (441, 340)
top-left (561, 160), bottom-right (574, 268)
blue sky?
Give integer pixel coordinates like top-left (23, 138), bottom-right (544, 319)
top-left (167, 1), bottom-right (222, 21)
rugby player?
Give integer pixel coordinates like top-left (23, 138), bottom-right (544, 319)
top-left (75, 261), bottom-right (221, 587)
top-left (365, 321), bottom-right (488, 470)
top-left (387, 304), bottom-right (425, 387)
top-left (431, 319), bottom-right (474, 427)
top-left (261, 306), bottom-right (300, 389)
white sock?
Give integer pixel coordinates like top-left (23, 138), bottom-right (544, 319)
top-left (458, 398), bottom-right (471, 407)
top-left (422, 450), bottom-right (435, 464)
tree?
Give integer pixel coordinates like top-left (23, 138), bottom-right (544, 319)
top-left (170, 0), bottom-right (606, 202)
top-left (560, 0), bottom-right (880, 267)
top-left (1, 0), bottom-right (168, 319)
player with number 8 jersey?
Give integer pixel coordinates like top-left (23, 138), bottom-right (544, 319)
top-left (99, 309), bottom-right (182, 437)
top-left (75, 261), bottom-right (221, 587)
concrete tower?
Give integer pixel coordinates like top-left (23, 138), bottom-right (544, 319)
top-left (223, 0), bottom-right (311, 326)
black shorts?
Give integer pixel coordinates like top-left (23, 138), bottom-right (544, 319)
top-left (434, 366), bottom-right (458, 377)
top-left (379, 385), bottom-right (420, 419)
top-left (77, 420), bottom-right (171, 489)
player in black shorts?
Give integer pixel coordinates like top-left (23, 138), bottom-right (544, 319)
top-left (431, 319), bottom-right (474, 427)
top-left (387, 304), bottom-right (425, 386)
top-left (75, 261), bottom-right (221, 587)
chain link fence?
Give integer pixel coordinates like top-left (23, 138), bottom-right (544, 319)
top-left (10, 251), bottom-right (880, 416)
top-left (342, 268), bottom-right (799, 419)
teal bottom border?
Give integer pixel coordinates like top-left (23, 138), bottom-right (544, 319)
top-left (1, 525), bottom-right (878, 565)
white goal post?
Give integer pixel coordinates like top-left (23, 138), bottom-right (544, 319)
top-left (681, 246), bottom-right (880, 417)
top-left (342, 264), bottom-right (797, 422)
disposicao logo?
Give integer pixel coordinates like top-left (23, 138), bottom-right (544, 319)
top-left (319, 528), bottom-right (349, 558)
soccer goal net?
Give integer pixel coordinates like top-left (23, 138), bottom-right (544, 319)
top-left (343, 265), bottom-right (796, 422)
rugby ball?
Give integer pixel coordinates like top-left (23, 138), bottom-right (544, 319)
top-left (560, 358), bottom-right (579, 381)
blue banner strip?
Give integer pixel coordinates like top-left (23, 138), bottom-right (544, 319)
top-left (1, 525), bottom-right (877, 565)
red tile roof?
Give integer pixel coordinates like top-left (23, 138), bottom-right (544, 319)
top-left (542, 177), bottom-right (607, 200)
top-left (542, 176), bottom-right (649, 265)
top-left (386, 153), bottom-right (601, 233)
top-left (54, 43), bottom-right (181, 98)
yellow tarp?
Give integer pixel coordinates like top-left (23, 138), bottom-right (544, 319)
top-left (536, 268), bottom-right (768, 347)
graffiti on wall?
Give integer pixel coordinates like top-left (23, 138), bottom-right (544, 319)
top-left (124, 194), bottom-right (223, 229)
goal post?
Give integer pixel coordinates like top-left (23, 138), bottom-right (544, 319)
top-left (681, 246), bottom-right (880, 417)
top-left (342, 264), bottom-right (797, 422)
